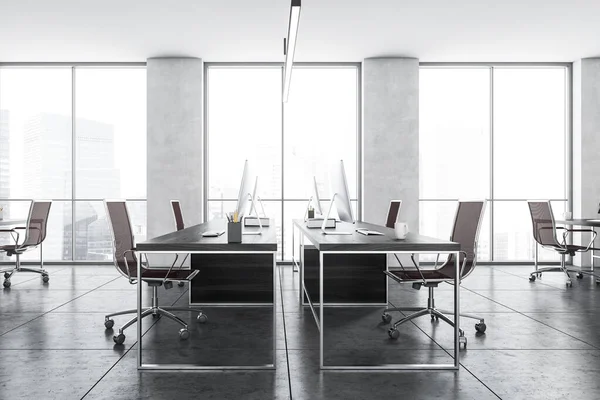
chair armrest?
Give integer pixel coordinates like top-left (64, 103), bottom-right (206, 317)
top-left (0, 228), bottom-right (19, 245)
top-left (562, 229), bottom-right (597, 251)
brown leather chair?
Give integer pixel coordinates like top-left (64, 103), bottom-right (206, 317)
top-left (0, 200), bottom-right (52, 288)
top-left (385, 200), bottom-right (402, 228)
top-left (527, 201), bottom-right (597, 287)
top-left (382, 200), bottom-right (486, 349)
top-left (103, 200), bottom-right (207, 345)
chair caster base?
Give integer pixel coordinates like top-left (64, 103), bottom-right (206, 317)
top-left (475, 322), bottom-right (486, 333)
top-left (178, 281), bottom-right (185, 287)
top-left (42, 274), bottom-right (49, 283)
top-left (197, 313), bottom-right (208, 323)
top-left (576, 272), bottom-right (584, 279)
top-left (3, 280), bottom-right (11, 288)
top-left (529, 275), bottom-right (536, 282)
top-left (4, 272), bottom-right (11, 279)
top-left (459, 335), bottom-right (467, 349)
top-left (179, 328), bottom-right (190, 340)
top-left (382, 313), bottom-right (392, 324)
top-left (104, 319), bottom-right (115, 329)
top-left (113, 333), bottom-right (125, 345)
top-left (388, 328), bottom-right (400, 340)
top-left (566, 280), bottom-right (573, 288)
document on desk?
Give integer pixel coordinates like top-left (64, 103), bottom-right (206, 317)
top-left (355, 228), bottom-right (384, 236)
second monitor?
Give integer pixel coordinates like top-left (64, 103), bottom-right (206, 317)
top-left (321, 160), bottom-right (355, 235)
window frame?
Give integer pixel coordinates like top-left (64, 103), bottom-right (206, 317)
top-left (203, 62), bottom-right (362, 261)
top-left (418, 62), bottom-right (572, 263)
top-left (0, 63), bottom-right (147, 263)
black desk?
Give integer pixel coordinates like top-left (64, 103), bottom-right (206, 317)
top-left (292, 219), bottom-right (461, 370)
top-left (135, 219), bottom-right (277, 370)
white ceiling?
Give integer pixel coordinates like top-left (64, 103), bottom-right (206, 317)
top-left (1, 0), bottom-right (600, 62)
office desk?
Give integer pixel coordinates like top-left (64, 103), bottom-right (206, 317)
top-left (0, 219), bottom-right (26, 226)
top-left (136, 219), bottom-right (277, 371)
top-left (554, 219), bottom-right (600, 281)
top-left (292, 219), bottom-right (461, 370)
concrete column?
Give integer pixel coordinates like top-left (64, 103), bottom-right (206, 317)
top-left (147, 58), bottom-right (203, 264)
top-left (573, 58), bottom-right (600, 267)
top-left (363, 58), bottom-right (419, 233)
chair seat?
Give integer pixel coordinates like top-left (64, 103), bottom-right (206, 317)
top-left (141, 268), bottom-right (194, 281)
top-left (0, 245), bottom-right (28, 256)
top-left (387, 268), bottom-right (453, 281)
top-left (547, 244), bottom-right (589, 255)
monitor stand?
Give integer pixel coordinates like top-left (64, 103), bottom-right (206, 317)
top-left (243, 194), bottom-right (263, 235)
top-left (321, 194), bottom-right (352, 235)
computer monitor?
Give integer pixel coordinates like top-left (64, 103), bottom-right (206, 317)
top-left (311, 176), bottom-right (323, 215)
top-left (235, 160), bottom-right (255, 218)
top-left (329, 160), bottom-right (354, 223)
top-left (321, 160), bottom-right (354, 234)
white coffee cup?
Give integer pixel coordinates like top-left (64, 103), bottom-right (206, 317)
top-left (394, 222), bottom-right (409, 240)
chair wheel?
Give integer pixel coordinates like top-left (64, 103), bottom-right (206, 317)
top-left (566, 281), bottom-right (573, 288)
top-left (431, 314), bottom-right (439, 321)
top-left (197, 313), bottom-right (208, 323)
top-left (4, 272), bottom-right (10, 279)
top-left (113, 333), bottom-right (125, 345)
top-left (388, 328), bottom-right (400, 340)
top-left (42, 274), bottom-right (49, 283)
top-left (179, 328), bottom-right (190, 340)
top-left (475, 322), bottom-right (486, 333)
top-left (104, 319), bottom-right (115, 329)
top-left (529, 275), bottom-right (536, 282)
top-left (382, 313), bottom-right (392, 324)
top-left (577, 273), bottom-right (584, 279)
top-left (178, 281), bottom-right (185, 287)
top-left (3, 280), bottom-right (11, 288)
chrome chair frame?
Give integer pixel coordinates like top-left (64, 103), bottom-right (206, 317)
top-left (527, 200), bottom-right (598, 287)
top-left (0, 200), bottom-right (52, 288)
top-left (382, 201), bottom-right (487, 349)
top-left (103, 200), bottom-right (206, 345)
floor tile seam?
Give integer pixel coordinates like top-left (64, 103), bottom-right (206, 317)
top-left (278, 266), bottom-right (294, 400)
top-left (491, 267), bottom-right (571, 290)
top-left (465, 288), bottom-right (600, 350)
top-left (0, 276), bottom-right (121, 337)
top-left (458, 362), bottom-right (503, 400)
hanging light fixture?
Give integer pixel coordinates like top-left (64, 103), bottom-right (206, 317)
top-left (283, 0), bottom-right (301, 102)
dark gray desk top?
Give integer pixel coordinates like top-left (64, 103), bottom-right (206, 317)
top-left (292, 219), bottom-right (460, 252)
top-left (137, 219), bottom-right (277, 252)
top-left (556, 219), bottom-right (600, 227)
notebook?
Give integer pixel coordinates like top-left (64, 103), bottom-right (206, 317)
top-left (355, 228), bottom-right (384, 236)
top-left (202, 230), bottom-right (226, 237)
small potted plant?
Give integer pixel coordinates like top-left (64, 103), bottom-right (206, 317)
top-left (307, 205), bottom-right (315, 219)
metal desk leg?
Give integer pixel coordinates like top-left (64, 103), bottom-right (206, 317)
top-left (299, 232), bottom-right (304, 304)
top-left (319, 250), bottom-right (324, 369)
top-left (453, 250), bottom-right (460, 369)
top-left (292, 224), bottom-right (298, 272)
top-left (137, 252), bottom-right (142, 369)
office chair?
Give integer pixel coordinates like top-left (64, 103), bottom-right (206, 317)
top-left (103, 200), bottom-right (207, 345)
top-left (0, 200), bottom-right (52, 288)
top-left (170, 200), bottom-right (188, 287)
top-left (385, 200), bottom-right (403, 228)
top-left (382, 201), bottom-right (486, 349)
top-left (527, 201), bottom-right (597, 287)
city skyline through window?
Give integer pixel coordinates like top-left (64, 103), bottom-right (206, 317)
top-left (0, 66), bottom-right (146, 261)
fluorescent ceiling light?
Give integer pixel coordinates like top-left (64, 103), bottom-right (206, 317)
top-left (283, 0), bottom-right (301, 102)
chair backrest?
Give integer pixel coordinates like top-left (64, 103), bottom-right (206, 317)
top-left (385, 200), bottom-right (402, 229)
top-left (105, 200), bottom-right (137, 280)
top-left (440, 200), bottom-right (486, 279)
top-left (22, 200), bottom-right (52, 247)
top-left (527, 201), bottom-right (560, 247)
top-left (171, 200), bottom-right (185, 231)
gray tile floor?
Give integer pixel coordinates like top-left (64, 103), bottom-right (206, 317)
top-left (1, 263), bottom-right (600, 399)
